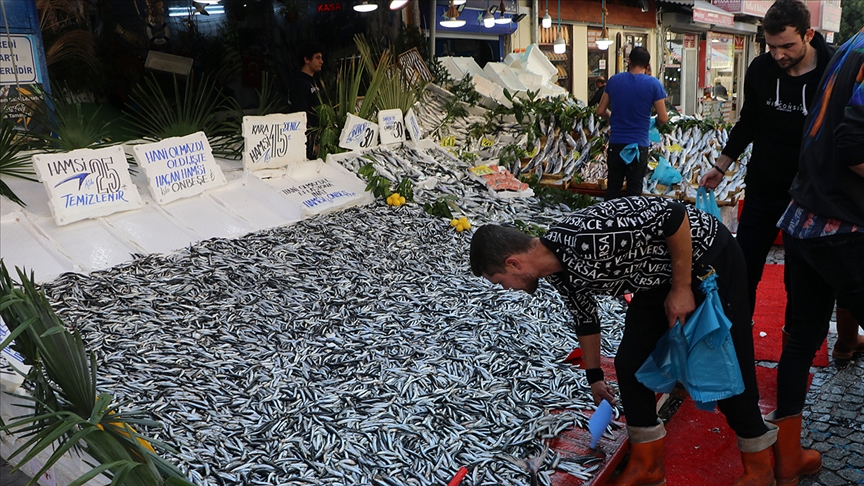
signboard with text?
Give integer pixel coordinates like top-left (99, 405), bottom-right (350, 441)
top-left (404, 108), bottom-right (423, 142)
top-left (693, 3), bottom-right (734, 27)
top-left (242, 112), bottom-right (307, 170)
top-left (132, 132), bottom-right (227, 205)
top-left (377, 109), bottom-right (405, 145)
top-left (32, 146), bottom-right (144, 226)
top-left (338, 113), bottom-right (379, 151)
top-left (711, 0), bottom-right (771, 17)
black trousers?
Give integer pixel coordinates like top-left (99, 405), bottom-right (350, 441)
top-left (605, 143), bottom-right (649, 200)
top-left (778, 232), bottom-right (864, 417)
top-left (614, 231), bottom-right (768, 438)
top-left (735, 194), bottom-right (792, 316)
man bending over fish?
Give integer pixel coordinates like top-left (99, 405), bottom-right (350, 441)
top-left (469, 196), bottom-right (777, 486)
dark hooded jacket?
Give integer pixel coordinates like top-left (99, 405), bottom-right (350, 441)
top-left (789, 30), bottom-right (864, 227)
top-left (721, 31), bottom-right (835, 200)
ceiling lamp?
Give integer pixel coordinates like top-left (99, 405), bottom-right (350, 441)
top-left (483, 1), bottom-right (495, 28)
top-left (440, 0), bottom-right (466, 28)
top-left (495, 0), bottom-right (511, 23)
top-left (388, 0), bottom-right (408, 9)
top-left (596, 1), bottom-right (613, 50)
top-left (453, 0), bottom-right (466, 4)
top-left (354, 1), bottom-right (378, 12)
top-left (553, 0), bottom-right (565, 53)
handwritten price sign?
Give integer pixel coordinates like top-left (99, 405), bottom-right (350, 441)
top-left (339, 113), bottom-right (379, 151)
top-left (378, 109), bottom-right (406, 145)
top-left (404, 108), bottom-right (423, 142)
top-left (32, 145), bottom-right (143, 226)
top-left (132, 131), bottom-right (227, 205)
top-left (242, 112), bottom-right (307, 170)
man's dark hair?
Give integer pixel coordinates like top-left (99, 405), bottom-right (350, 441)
top-left (762, 0), bottom-right (810, 37)
top-left (469, 224), bottom-right (536, 277)
top-left (629, 47), bottom-right (651, 68)
top-left (298, 42), bottom-right (324, 68)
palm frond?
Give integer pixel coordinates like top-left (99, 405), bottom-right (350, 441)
top-left (0, 261), bottom-right (196, 486)
top-left (0, 105), bottom-right (36, 207)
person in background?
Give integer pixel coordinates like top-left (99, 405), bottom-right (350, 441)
top-left (587, 76), bottom-right (606, 107)
top-left (773, 27), bottom-right (864, 486)
top-left (713, 79), bottom-right (729, 99)
top-left (470, 196), bottom-right (778, 486)
top-left (289, 43), bottom-right (324, 160)
top-left (596, 47), bottom-right (668, 200)
top-left (699, 0), bottom-right (833, 318)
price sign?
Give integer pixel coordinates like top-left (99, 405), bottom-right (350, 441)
top-left (440, 136), bottom-right (456, 147)
top-left (377, 108), bottom-right (405, 145)
top-left (339, 113), bottom-right (379, 151)
top-left (480, 137), bottom-right (495, 148)
top-left (32, 145), bottom-right (144, 226)
top-left (242, 112), bottom-right (307, 170)
top-left (132, 131), bottom-right (227, 205)
top-left (404, 108), bottom-right (423, 142)
top-left (469, 165), bottom-right (495, 176)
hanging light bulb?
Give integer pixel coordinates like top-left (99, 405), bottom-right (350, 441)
top-left (483, 10), bottom-right (495, 27)
top-left (353, 1), bottom-right (378, 13)
top-left (495, 0), bottom-right (510, 23)
top-left (440, 0), bottom-right (466, 28)
top-left (542, 0), bottom-right (551, 28)
top-left (553, 0), bottom-right (565, 53)
top-left (453, 0), bottom-right (466, 4)
top-left (483, 0), bottom-right (495, 28)
top-left (596, 1), bottom-right (613, 50)
top-left (388, 0), bottom-right (408, 9)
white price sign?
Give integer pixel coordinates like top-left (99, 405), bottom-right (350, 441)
top-left (132, 131), bottom-right (227, 205)
top-left (338, 113), bottom-right (379, 151)
top-left (242, 112), bottom-right (307, 170)
top-left (32, 145), bottom-right (144, 226)
top-left (404, 108), bottom-right (423, 142)
top-left (377, 108), bottom-right (405, 145)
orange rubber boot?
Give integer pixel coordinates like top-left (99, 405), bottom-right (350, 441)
top-left (766, 411), bottom-right (822, 485)
top-left (606, 422), bottom-right (666, 486)
top-left (734, 424), bottom-right (778, 486)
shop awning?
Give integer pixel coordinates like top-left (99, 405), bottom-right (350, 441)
top-left (692, 0), bottom-right (735, 27)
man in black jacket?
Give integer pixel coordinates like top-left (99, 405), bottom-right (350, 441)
top-left (289, 43), bottom-right (324, 160)
top-left (772, 28), bottom-right (864, 486)
top-left (699, 0), bottom-right (834, 316)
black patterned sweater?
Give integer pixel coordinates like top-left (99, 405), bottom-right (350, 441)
top-left (539, 196), bottom-right (722, 335)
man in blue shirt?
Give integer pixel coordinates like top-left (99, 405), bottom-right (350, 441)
top-left (596, 47), bottom-right (668, 200)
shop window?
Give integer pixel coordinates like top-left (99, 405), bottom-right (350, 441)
top-left (663, 32), bottom-right (683, 111)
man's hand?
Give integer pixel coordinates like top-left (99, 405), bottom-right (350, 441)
top-left (590, 380), bottom-right (617, 406)
top-left (699, 154), bottom-right (732, 189)
top-left (665, 285), bottom-right (695, 327)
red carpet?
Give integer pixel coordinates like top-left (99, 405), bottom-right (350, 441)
top-left (752, 264), bottom-right (829, 366)
top-left (664, 366), bottom-right (814, 484)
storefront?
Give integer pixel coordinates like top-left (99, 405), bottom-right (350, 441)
top-left (658, 0), bottom-right (760, 122)
top-left (425, 2), bottom-right (521, 66)
top-left (512, 0), bottom-right (656, 103)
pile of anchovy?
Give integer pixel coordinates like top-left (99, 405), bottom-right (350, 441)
top-left (41, 193), bottom-right (627, 486)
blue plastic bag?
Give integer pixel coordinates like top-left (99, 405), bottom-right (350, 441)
top-left (635, 273), bottom-right (745, 411)
top-left (620, 143), bottom-right (640, 165)
top-left (650, 156), bottom-right (683, 186)
top-left (696, 187), bottom-right (722, 220)
top-left (649, 116), bottom-right (661, 143)
top-left (588, 400), bottom-right (614, 449)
